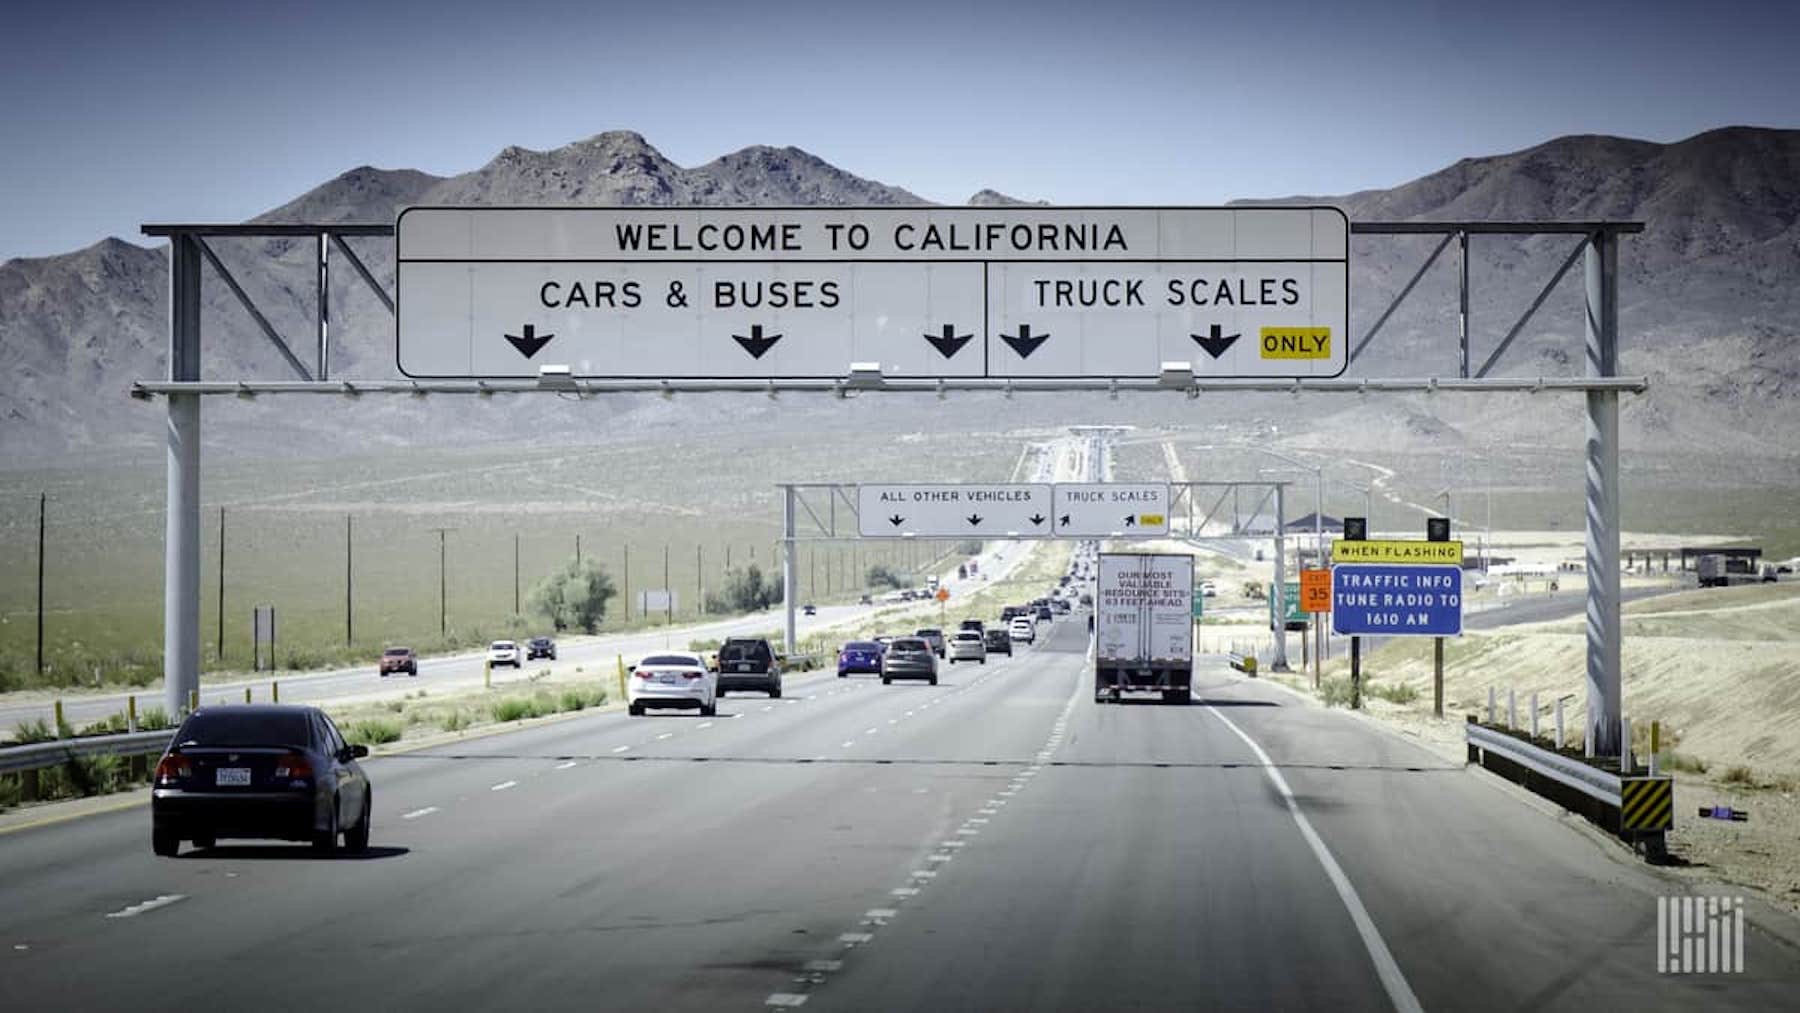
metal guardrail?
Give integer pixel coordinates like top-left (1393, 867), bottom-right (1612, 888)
top-left (0, 730), bottom-right (173, 776)
top-left (1466, 722), bottom-right (1620, 805)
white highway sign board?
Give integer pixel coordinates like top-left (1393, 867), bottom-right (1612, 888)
top-left (396, 206), bottom-right (1348, 380)
top-left (858, 484), bottom-right (1054, 538)
top-left (1053, 483), bottom-right (1170, 537)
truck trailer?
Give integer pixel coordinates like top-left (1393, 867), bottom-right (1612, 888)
top-left (1094, 552), bottom-right (1195, 705)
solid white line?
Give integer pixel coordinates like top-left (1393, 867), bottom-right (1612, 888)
top-left (1205, 705), bottom-right (1424, 1013)
top-left (104, 894), bottom-right (186, 919)
top-left (400, 806), bottom-right (439, 820)
top-left (490, 780), bottom-right (517, 792)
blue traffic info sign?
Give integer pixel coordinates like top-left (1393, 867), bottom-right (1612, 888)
top-left (1331, 564), bottom-right (1462, 636)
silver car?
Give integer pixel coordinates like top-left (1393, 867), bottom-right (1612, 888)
top-left (947, 630), bottom-right (987, 664)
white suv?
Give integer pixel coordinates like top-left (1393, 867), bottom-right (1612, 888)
top-left (948, 630), bottom-right (987, 664)
top-left (487, 640), bottom-right (522, 668)
top-left (1009, 617), bottom-right (1036, 644)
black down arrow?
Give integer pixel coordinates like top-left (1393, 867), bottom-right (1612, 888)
top-left (966, 514), bottom-right (984, 527)
top-left (1000, 324), bottom-right (1049, 359)
top-left (924, 324), bottom-right (973, 359)
top-left (1029, 513), bottom-right (1046, 526)
top-left (504, 324), bottom-right (554, 359)
top-left (1190, 323), bottom-right (1240, 360)
top-left (732, 324), bottom-right (782, 359)
top-left (888, 514), bottom-right (905, 527)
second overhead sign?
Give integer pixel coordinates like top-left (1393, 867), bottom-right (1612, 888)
top-left (857, 483), bottom-right (1171, 538)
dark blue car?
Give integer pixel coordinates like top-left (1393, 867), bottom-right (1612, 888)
top-left (837, 640), bottom-right (885, 677)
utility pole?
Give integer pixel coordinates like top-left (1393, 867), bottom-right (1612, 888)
top-left (513, 532), bottom-right (521, 615)
top-left (345, 514), bottom-right (353, 646)
top-left (36, 492), bottom-right (46, 678)
top-left (430, 528), bottom-right (453, 637)
top-left (575, 533), bottom-right (581, 567)
top-left (214, 505), bottom-right (225, 663)
top-left (697, 544), bottom-right (704, 615)
top-left (623, 544), bottom-right (631, 621)
top-left (663, 544), bottom-right (671, 625)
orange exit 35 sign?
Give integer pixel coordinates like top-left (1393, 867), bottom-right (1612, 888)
top-left (1299, 569), bottom-right (1332, 612)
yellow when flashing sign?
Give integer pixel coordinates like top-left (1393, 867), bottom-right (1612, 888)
top-left (1332, 539), bottom-right (1464, 565)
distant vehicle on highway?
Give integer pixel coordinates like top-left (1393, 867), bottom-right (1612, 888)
top-left (628, 652), bottom-right (716, 717)
top-left (716, 637), bottom-right (782, 698)
top-left (1052, 598), bottom-right (1071, 614)
top-left (379, 646), bottom-right (417, 677)
top-left (1009, 616), bottom-right (1036, 644)
top-left (958, 618), bottom-right (985, 634)
top-left (152, 704), bottom-right (371, 857)
top-left (526, 636), bottom-right (557, 661)
top-left (837, 640), bottom-right (885, 677)
top-left (983, 628), bottom-right (1013, 656)
top-left (1034, 604), bottom-right (1054, 622)
top-left (859, 594), bottom-right (873, 605)
top-left (948, 630), bottom-right (987, 664)
top-left (881, 638), bottom-right (938, 685)
top-left (487, 640), bottom-right (522, 668)
top-left (803, 603), bottom-right (818, 616)
top-left (914, 628), bottom-right (947, 657)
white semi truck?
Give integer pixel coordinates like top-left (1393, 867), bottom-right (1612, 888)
top-left (1094, 552), bottom-right (1195, 705)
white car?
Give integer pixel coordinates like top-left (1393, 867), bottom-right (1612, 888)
top-left (1200, 580), bottom-right (1218, 598)
top-left (948, 630), bottom-right (987, 664)
top-left (1009, 617), bottom-right (1036, 644)
top-left (487, 640), bottom-right (522, 668)
top-left (628, 652), bottom-right (717, 716)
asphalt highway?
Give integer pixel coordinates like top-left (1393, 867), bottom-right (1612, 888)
top-left (3, 619), bottom-right (1797, 1011)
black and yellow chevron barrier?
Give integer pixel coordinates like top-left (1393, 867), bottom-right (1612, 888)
top-left (1620, 776), bottom-right (1674, 832)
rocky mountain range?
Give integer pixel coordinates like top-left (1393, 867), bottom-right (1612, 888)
top-left (3, 126), bottom-right (1797, 472)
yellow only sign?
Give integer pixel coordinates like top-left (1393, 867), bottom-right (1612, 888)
top-left (1139, 514), bottom-right (1165, 526)
top-left (1259, 327), bottom-right (1332, 359)
top-left (1332, 539), bottom-right (1464, 565)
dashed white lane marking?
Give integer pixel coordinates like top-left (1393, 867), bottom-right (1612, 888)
top-left (890, 887), bottom-right (920, 898)
top-left (911, 869), bottom-right (937, 880)
top-left (955, 828), bottom-right (980, 836)
top-left (864, 908), bottom-right (899, 919)
top-left (965, 817), bottom-right (990, 825)
top-left (841, 740), bottom-right (857, 748)
top-left (612, 745), bottom-right (631, 753)
top-left (655, 732), bottom-right (674, 741)
top-left (805, 959), bottom-right (843, 973)
top-left (490, 780), bottom-right (518, 792)
top-left (553, 761), bottom-right (577, 770)
top-left (940, 839), bottom-right (966, 849)
top-left (696, 721), bottom-right (714, 729)
top-left (1206, 705), bottom-right (1425, 1013)
top-left (762, 706), bottom-right (775, 713)
top-left (766, 993), bottom-right (809, 1007)
top-left (105, 895), bottom-right (186, 919)
top-left (864, 727), bottom-right (879, 735)
top-left (927, 852), bottom-right (953, 863)
top-left (400, 806), bottom-right (439, 820)
top-left (839, 932), bottom-right (874, 945)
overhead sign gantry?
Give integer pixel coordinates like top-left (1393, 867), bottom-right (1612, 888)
top-left (395, 206), bottom-right (1349, 380)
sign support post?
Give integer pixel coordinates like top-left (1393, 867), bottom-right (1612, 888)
top-left (164, 234), bottom-right (202, 720)
top-left (1270, 485), bottom-right (1289, 672)
top-left (783, 487), bottom-right (798, 656)
top-left (1434, 636), bottom-right (1445, 718)
top-left (1585, 230), bottom-right (1623, 757)
top-left (1350, 636), bottom-right (1361, 710)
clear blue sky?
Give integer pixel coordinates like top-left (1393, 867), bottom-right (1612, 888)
top-left (2, 0), bottom-right (1795, 262)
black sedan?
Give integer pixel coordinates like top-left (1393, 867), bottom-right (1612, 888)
top-left (983, 627), bottom-right (1013, 656)
top-left (151, 705), bottom-right (372, 857)
top-left (526, 636), bottom-right (557, 660)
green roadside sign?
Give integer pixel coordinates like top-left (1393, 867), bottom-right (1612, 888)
top-left (1192, 592), bottom-right (1204, 620)
top-left (1269, 581), bottom-right (1304, 628)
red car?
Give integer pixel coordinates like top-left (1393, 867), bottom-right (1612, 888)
top-left (379, 646), bottom-right (417, 677)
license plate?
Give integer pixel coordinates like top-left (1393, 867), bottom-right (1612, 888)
top-left (736, 663), bottom-right (754, 672)
top-left (657, 673), bottom-right (678, 684)
top-left (215, 767), bottom-right (251, 787)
